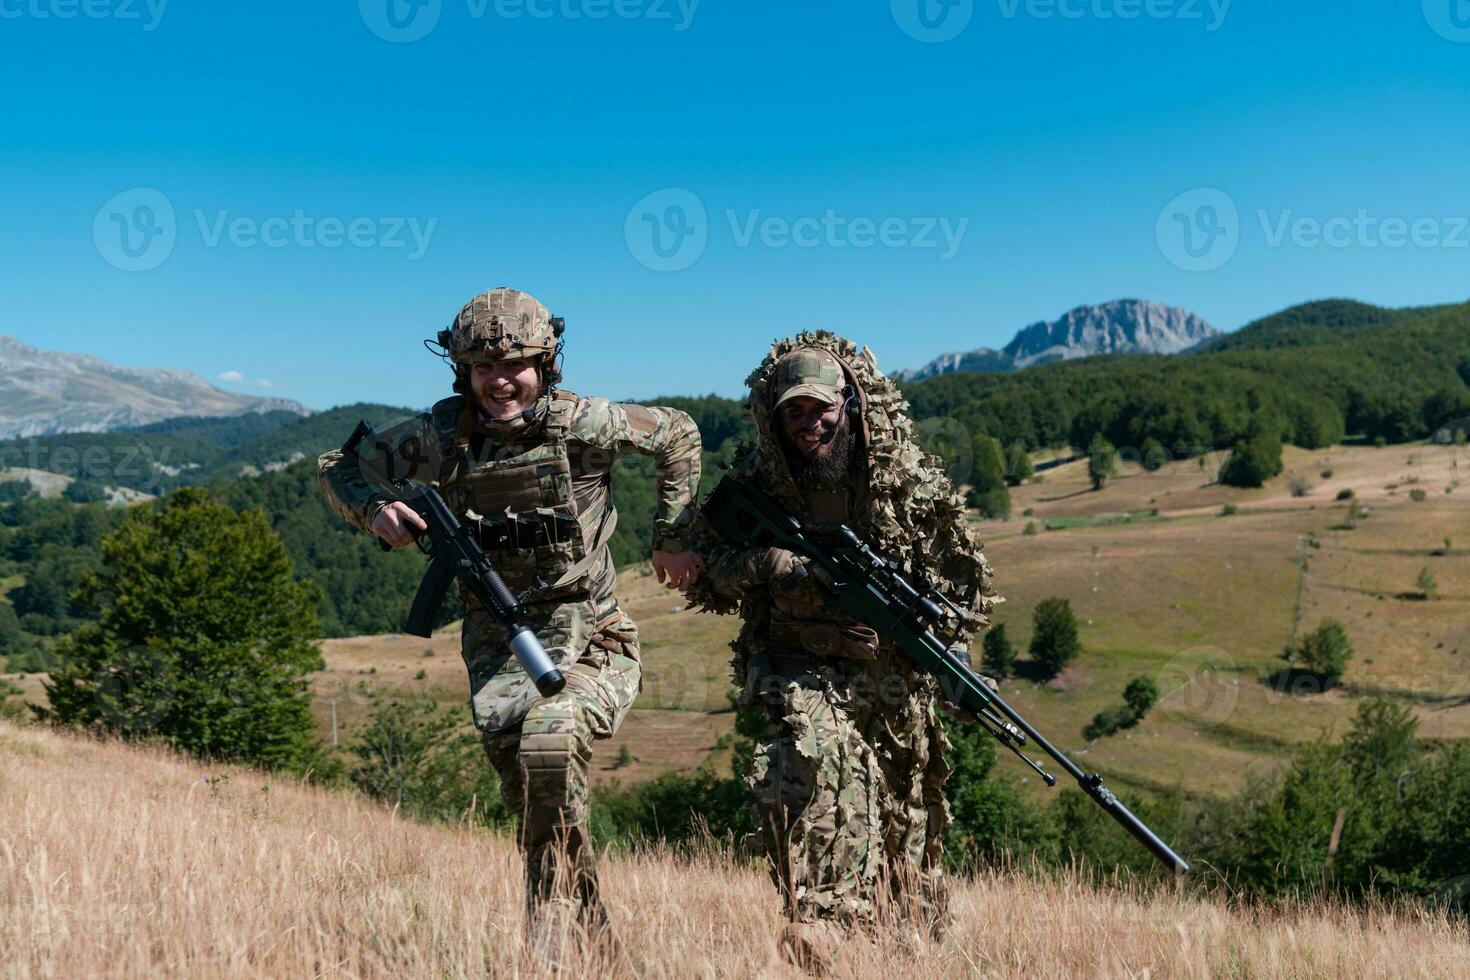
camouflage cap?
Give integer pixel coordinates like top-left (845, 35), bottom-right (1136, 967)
top-left (445, 287), bottom-right (560, 363)
top-left (772, 348), bottom-right (844, 408)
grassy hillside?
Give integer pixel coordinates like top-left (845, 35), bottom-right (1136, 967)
top-left (4, 718), bottom-right (1466, 978)
top-left (1196, 299), bottom-right (1455, 353)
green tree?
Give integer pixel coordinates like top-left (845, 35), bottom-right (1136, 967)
top-left (41, 489), bottom-right (324, 771)
top-left (981, 623), bottom-right (1016, 680)
top-left (1004, 442), bottom-right (1034, 486)
top-left (1219, 418), bottom-right (1284, 488)
top-left (1087, 433), bottom-right (1117, 491)
top-left (1029, 598), bottom-right (1080, 679)
top-left (1140, 436), bottom-right (1169, 472)
top-left (1123, 676), bottom-right (1159, 718)
top-left (1284, 619), bottom-right (1354, 682)
top-left (62, 480), bottom-right (107, 504)
top-left (1416, 566), bottom-right (1437, 598)
top-left (965, 434), bottom-right (1011, 519)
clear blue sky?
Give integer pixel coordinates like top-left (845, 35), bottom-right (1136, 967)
top-left (2, 0), bottom-right (1468, 411)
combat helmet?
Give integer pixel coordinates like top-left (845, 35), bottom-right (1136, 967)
top-left (432, 287), bottom-right (566, 392)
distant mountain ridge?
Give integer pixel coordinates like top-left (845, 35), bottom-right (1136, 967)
top-left (896, 300), bottom-right (1219, 382)
top-left (0, 335), bottom-right (312, 439)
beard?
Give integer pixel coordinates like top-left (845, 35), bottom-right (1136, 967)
top-left (783, 416), bottom-right (858, 489)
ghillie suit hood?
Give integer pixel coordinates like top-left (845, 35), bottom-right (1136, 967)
top-left (696, 330), bottom-right (996, 639)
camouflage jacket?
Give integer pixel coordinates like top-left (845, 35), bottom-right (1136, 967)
top-left (687, 332), bottom-right (995, 675)
top-left (318, 392), bottom-right (701, 604)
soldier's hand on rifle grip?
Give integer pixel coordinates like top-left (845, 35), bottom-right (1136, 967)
top-left (371, 501), bottom-right (428, 549)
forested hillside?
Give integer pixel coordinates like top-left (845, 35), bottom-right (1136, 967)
top-left (6, 298), bottom-right (1469, 657)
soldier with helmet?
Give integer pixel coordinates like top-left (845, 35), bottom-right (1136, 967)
top-left (317, 287), bottom-right (704, 955)
top-left (685, 331), bottom-right (997, 972)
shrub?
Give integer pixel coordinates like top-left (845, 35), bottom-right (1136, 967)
top-left (1219, 419), bottom-right (1284, 488)
top-left (1140, 436), bottom-right (1169, 472)
top-left (1088, 433), bottom-right (1117, 491)
top-left (1289, 476), bottom-right (1312, 497)
top-left (41, 489), bottom-right (325, 771)
top-left (1123, 676), bottom-right (1159, 717)
top-left (1284, 619), bottom-right (1354, 681)
top-left (1409, 488), bottom-right (1427, 502)
top-left (981, 623), bottom-right (1016, 680)
top-left (1336, 488), bottom-right (1355, 500)
top-left (1023, 521), bottom-right (1039, 537)
top-left (1417, 567), bottom-right (1437, 598)
top-left (1030, 598), bottom-right (1080, 679)
top-left (1220, 503), bottom-right (1239, 516)
top-left (1320, 469), bottom-right (1334, 479)
top-left (62, 480), bottom-right (108, 504)
top-left (1005, 441), bottom-right (1034, 486)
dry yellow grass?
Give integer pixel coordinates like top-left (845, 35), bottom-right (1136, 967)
top-left (3, 719), bottom-right (1469, 979)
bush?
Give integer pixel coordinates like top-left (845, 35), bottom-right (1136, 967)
top-left (1284, 619), bottom-right (1354, 681)
top-left (1005, 442), bottom-right (1034, 486)
top-left (1219, 418), bottom-right (1284, 488)
top-left (1289, 476), bottom-right (1312, 497)
top-left (1220, 503), bottom-right (1239, 516)
top-left (965, 435), bottom-right (1011, 519)
top-left (981, 623), bottom-right (1016, 680)
top-left (348, 692), bottom-right (505, 827)
top-left (62, 480), bottom-right (108, 504)
top-left (1140, 436), bottom-right (1169, 472)
top-left (1123, 676), bottom-right (1159, 717)
top-left (41, 489), bottom-right (325, 771)
top-left (1022, 521), bottom-right (1039, 536)
top-left (1417, 567), bottom-right (1437, 598)
top-left (1336, 488), bottom-right (1355, 500)
top-left (1087, 433), bottom-right (1117, 490)
top-left (1320, 469), bottom-right (1334, 479)
top-left (1030, 598), bottom-right (1080, 679)
top-left (1409, 488), bottom-right (1427, 502)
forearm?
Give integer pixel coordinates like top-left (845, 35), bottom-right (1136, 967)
top-left (650, 410), bottom-right (702, 551)
top-left (316, 450), bottom-right (389, 534)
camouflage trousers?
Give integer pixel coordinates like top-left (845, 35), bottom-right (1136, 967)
top-left (462, 596), bottom-right (641, 917)
top-left (743, 650), bottom-right (953, 934)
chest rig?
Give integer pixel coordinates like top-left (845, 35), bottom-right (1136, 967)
top-left (438, 393), bottom-right (596, 603)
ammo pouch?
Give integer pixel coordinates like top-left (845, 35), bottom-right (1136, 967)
top-left (767, 617), bottom-right (879, 662)
top-left (473, 511), bottom-right (583, 551)
top-left (463, 512), bottom-right (589, 599)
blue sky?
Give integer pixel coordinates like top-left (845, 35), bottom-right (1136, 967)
top-left (2, 0), bottom-right (1468, 411)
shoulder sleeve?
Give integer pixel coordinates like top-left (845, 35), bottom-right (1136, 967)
top-left (571, 397), bottom-right (703, 552)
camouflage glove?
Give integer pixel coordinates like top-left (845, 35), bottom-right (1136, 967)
top-left (760, 548), bottom-right (833, 601)
top-left (940, 645), bottom-right (998, 722)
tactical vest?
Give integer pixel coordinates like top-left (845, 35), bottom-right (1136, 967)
top-left (436, 393), bottom-right (608, 603)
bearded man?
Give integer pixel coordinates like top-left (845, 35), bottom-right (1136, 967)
top-left (317, 288), bottom-right (703, 954)
top-left (685, 331), bottom-right (996, 971)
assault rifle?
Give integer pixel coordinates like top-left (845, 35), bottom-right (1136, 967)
top-left (345, 421), bottom-right (566, 698)
top-left (701, 477), bottom-right (1189, 875)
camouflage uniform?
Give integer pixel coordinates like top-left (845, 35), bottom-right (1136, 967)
top-left (317, 288), bottom-right (701, 925)
top-left (688, 332), bottom-right (996, 936)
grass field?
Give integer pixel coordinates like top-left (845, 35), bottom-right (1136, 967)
top-left (5, 719), bottom-right (1467, 979)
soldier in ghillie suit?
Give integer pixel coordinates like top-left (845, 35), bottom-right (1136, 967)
top-left (317, 288), bottom-right (704, 955)
top-left (685, 331), bottom-right (996, 971)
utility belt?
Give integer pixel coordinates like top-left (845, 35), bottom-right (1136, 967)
top-left (766, 616), bottom-right (880, 663)
top-left (471, 512), bottom-right (584, 552)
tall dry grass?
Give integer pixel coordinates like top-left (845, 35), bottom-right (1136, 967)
top-left (2, 719), bottom-right (1467, 978)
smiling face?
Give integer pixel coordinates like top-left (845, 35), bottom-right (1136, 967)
top-left (470, 357), bottom-right (542, 420)
top-left (779, 394), bottom-right (844, 460)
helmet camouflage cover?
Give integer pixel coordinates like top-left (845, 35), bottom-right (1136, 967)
top-left (445, 287), bottom-right (560, 363)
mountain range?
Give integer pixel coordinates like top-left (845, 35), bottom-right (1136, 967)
top-left (0, 335), bottom-right (311, 439)
top-left (895, 299), bottom-right (1220, 382)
